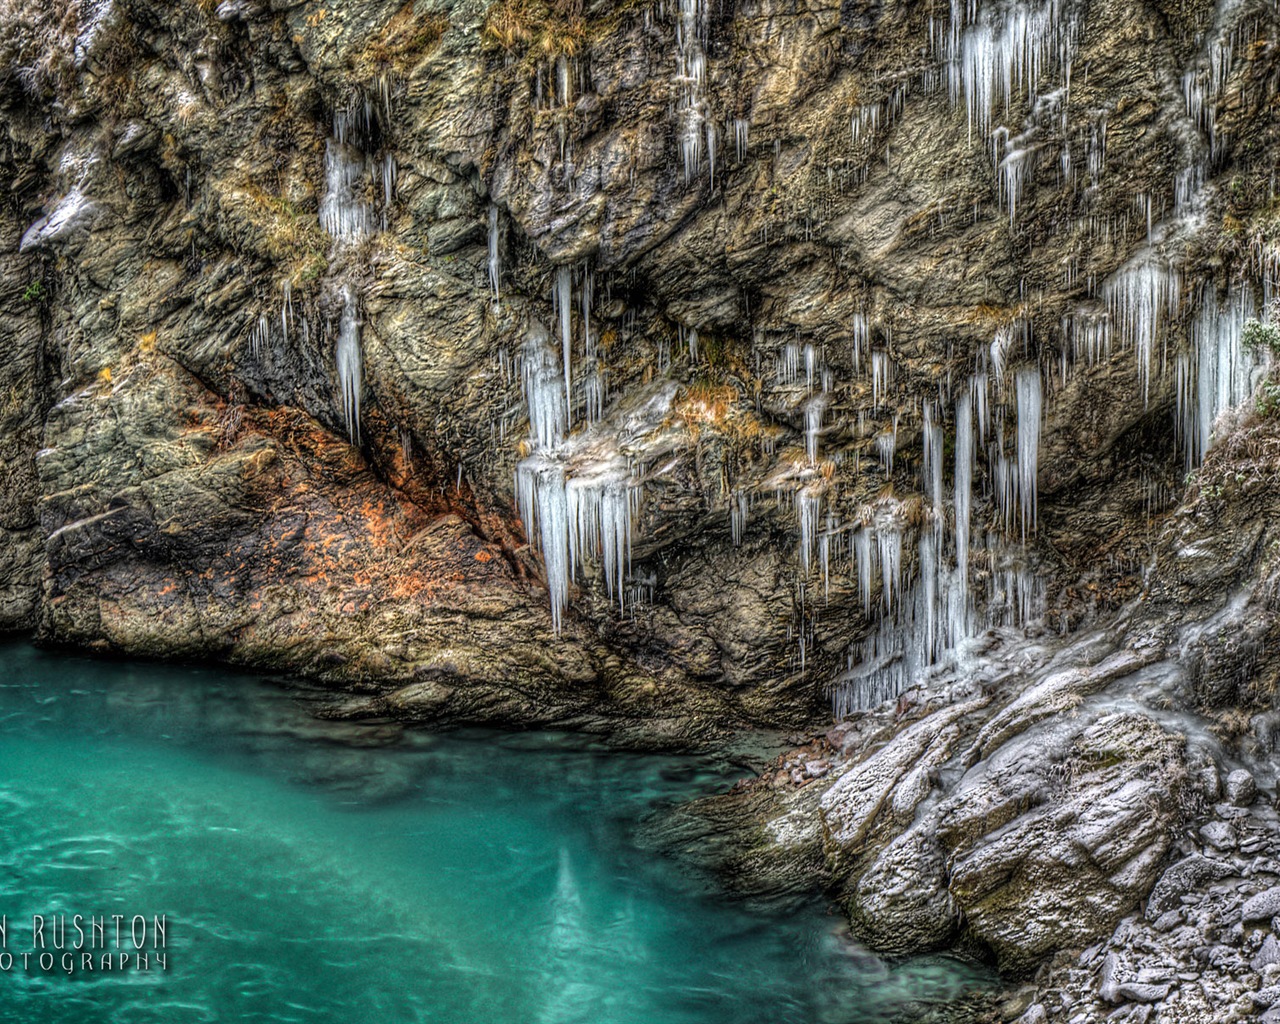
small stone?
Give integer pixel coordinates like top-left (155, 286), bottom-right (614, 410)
top-left (1099, 952), bottom-right (1123, 1002)
top-left (1243, 887), bottom-right (1280, 923)
top-left (1249, 985), bottom-right (1280, 1009)
top-left (1152, 909), bottom-right (1183, 932)
top-left (1256, 936), bottom-right (1280, 972)
top-left (1226, 769), bottom-right (1258, 807)
top-left (1201, 820), bottom-right (1238, 850)
top-left (1262, 1008), bottom-right (1280, 1024)
top-left (1015, 1004), bottom-right (1048, 1024)
top-left (1197, 763), bottom-right (1222, 801)
top-left (1116, 981), bottom-right (1172, 1002)
top-left (1148, 856), bottom-right (1233, 918)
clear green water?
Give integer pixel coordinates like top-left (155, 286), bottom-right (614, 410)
top-left (0, 643), bottom-right (989, 1023)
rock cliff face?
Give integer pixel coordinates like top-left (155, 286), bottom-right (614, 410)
top-left (4, 0), bottom-right (1280, 1001)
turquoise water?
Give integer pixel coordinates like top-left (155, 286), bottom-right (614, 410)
top-left (0, 644), bottom-right (988, 1023)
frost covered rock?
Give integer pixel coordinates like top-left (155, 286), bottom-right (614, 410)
top-left (847, 823), bottom-right (961, 954)
top-left (935, 713), bottom-right (1186, 973)
top-left (1148, 856), bottom-right (1233, 919)
top-left (19, 189), bottom-right (98, 253)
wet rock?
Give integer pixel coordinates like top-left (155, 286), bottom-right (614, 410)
top-left (1200, 821), bottom-right (1239, 851)
top-left (1225, 770), bottom-right (1258, 808)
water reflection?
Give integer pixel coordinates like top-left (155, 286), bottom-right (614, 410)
top-left (0, 643), bottom-right (991, 1023)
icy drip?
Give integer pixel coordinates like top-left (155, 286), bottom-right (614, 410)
top-left (516, 456), bottom-right (572, 632)
top-left (944, 0), bottom-right (1073, 144)
top-left (553, 266), bottom-right (574, 425)
top-left (319, 140), bottom-right (375, 242)
top-left (1181, 0), bottom-right (1249, 162)
top-left (851, 313), bottom-right (868, 374)
top-left (583, 361), bottom-right (606, 425)
top-left (1014, 366), bottom-right (1041, 538)
top-left (730, 490), bottom-right (749, 546)
top-left (1101, 255), bottom-right (1181, 405)
top-left (832, 363), bottom-right (1048, 717)
top-left (336, 285), bottom-right (362, 443)
top-left (797, 488), bottom-right (821, 575)
top-left (674, 0), bottom-right (713, 182)
top-left (871, 351), bottom-right (893, 408)
top-left (521, 324), bottom-right (568, 451)
top-left (923, 403), bottom-right (945, 523)
top-left (1176, 285), bottom-right (1263, 468)
top-left (488, 206), bottom-right (501, 302)
top-left (777, 341), bottom-right (816, 387)
top-left (805, 393), bottom-right (828, 464)
top-left (875, 423), bottom-right (897, 477)
top-left (516, 450), bottom-right (639, 630)
top-left (249, 313), bottom-right (269, 359)
top-left (514, 320), bottom-right (654, 632)
top-left (568, 462), bottom-right (637, 609)
top-left (955, 391), bottom-right (974, 600)
top-left (836, 519), bottom-right (970, 718)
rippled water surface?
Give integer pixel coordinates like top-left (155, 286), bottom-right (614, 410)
top-left (0, 644), bottom-right (989, 1023)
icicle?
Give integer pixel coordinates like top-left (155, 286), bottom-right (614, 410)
top-left (854, 527), bottom-right (874, 616)
top-left (805, 394), bottom-right (827, 464)
top-left (336, 284), bottom-right (362, 442)
top-left (567, 460), bottom-right (636, 610)
top-left (871, 350), bottom-right (892, 408)
top-left (554, 266), bottom-right (573, 425)
top-left (798, 488), bottom-right (821, 574)
top-left (521, 323), bottom-right (568, 451)
top-left (944, 0), bottom-right (1075, 144)
top-left (955, 390), bottom-right (973, 597)
top-left (923, 402), bottom-right (944, 523)
top-left (730, 489), bottom-right (749, 546)
top-left (516, 455), bottom-right (571, 632)
top-left (875, 426), bottom-right (897, 477)
top-left (488, 205), bottom-right (501, 302)
top-left (777, 342), bottom-right (801, 385)
top-left (1015, 365), bottom-right (1041, 538)
top-left (851, 313), bottom-right (868, 374)
top-left (249, 312), bottom-right (269, 358)
top-left (674, 0), bottom-right (712, 182)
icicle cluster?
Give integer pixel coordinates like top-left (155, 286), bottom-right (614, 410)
top-left (829, 359), bottom-right (1046, 717)
top-left (673, 0), bottom-right (716, 184)
top-left (515, 268), bottom-right (648, 632)
top-left (1101, 254), bottom-right (1181, 406)
top-left (1175, 285), bottom-right (1265, 468)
